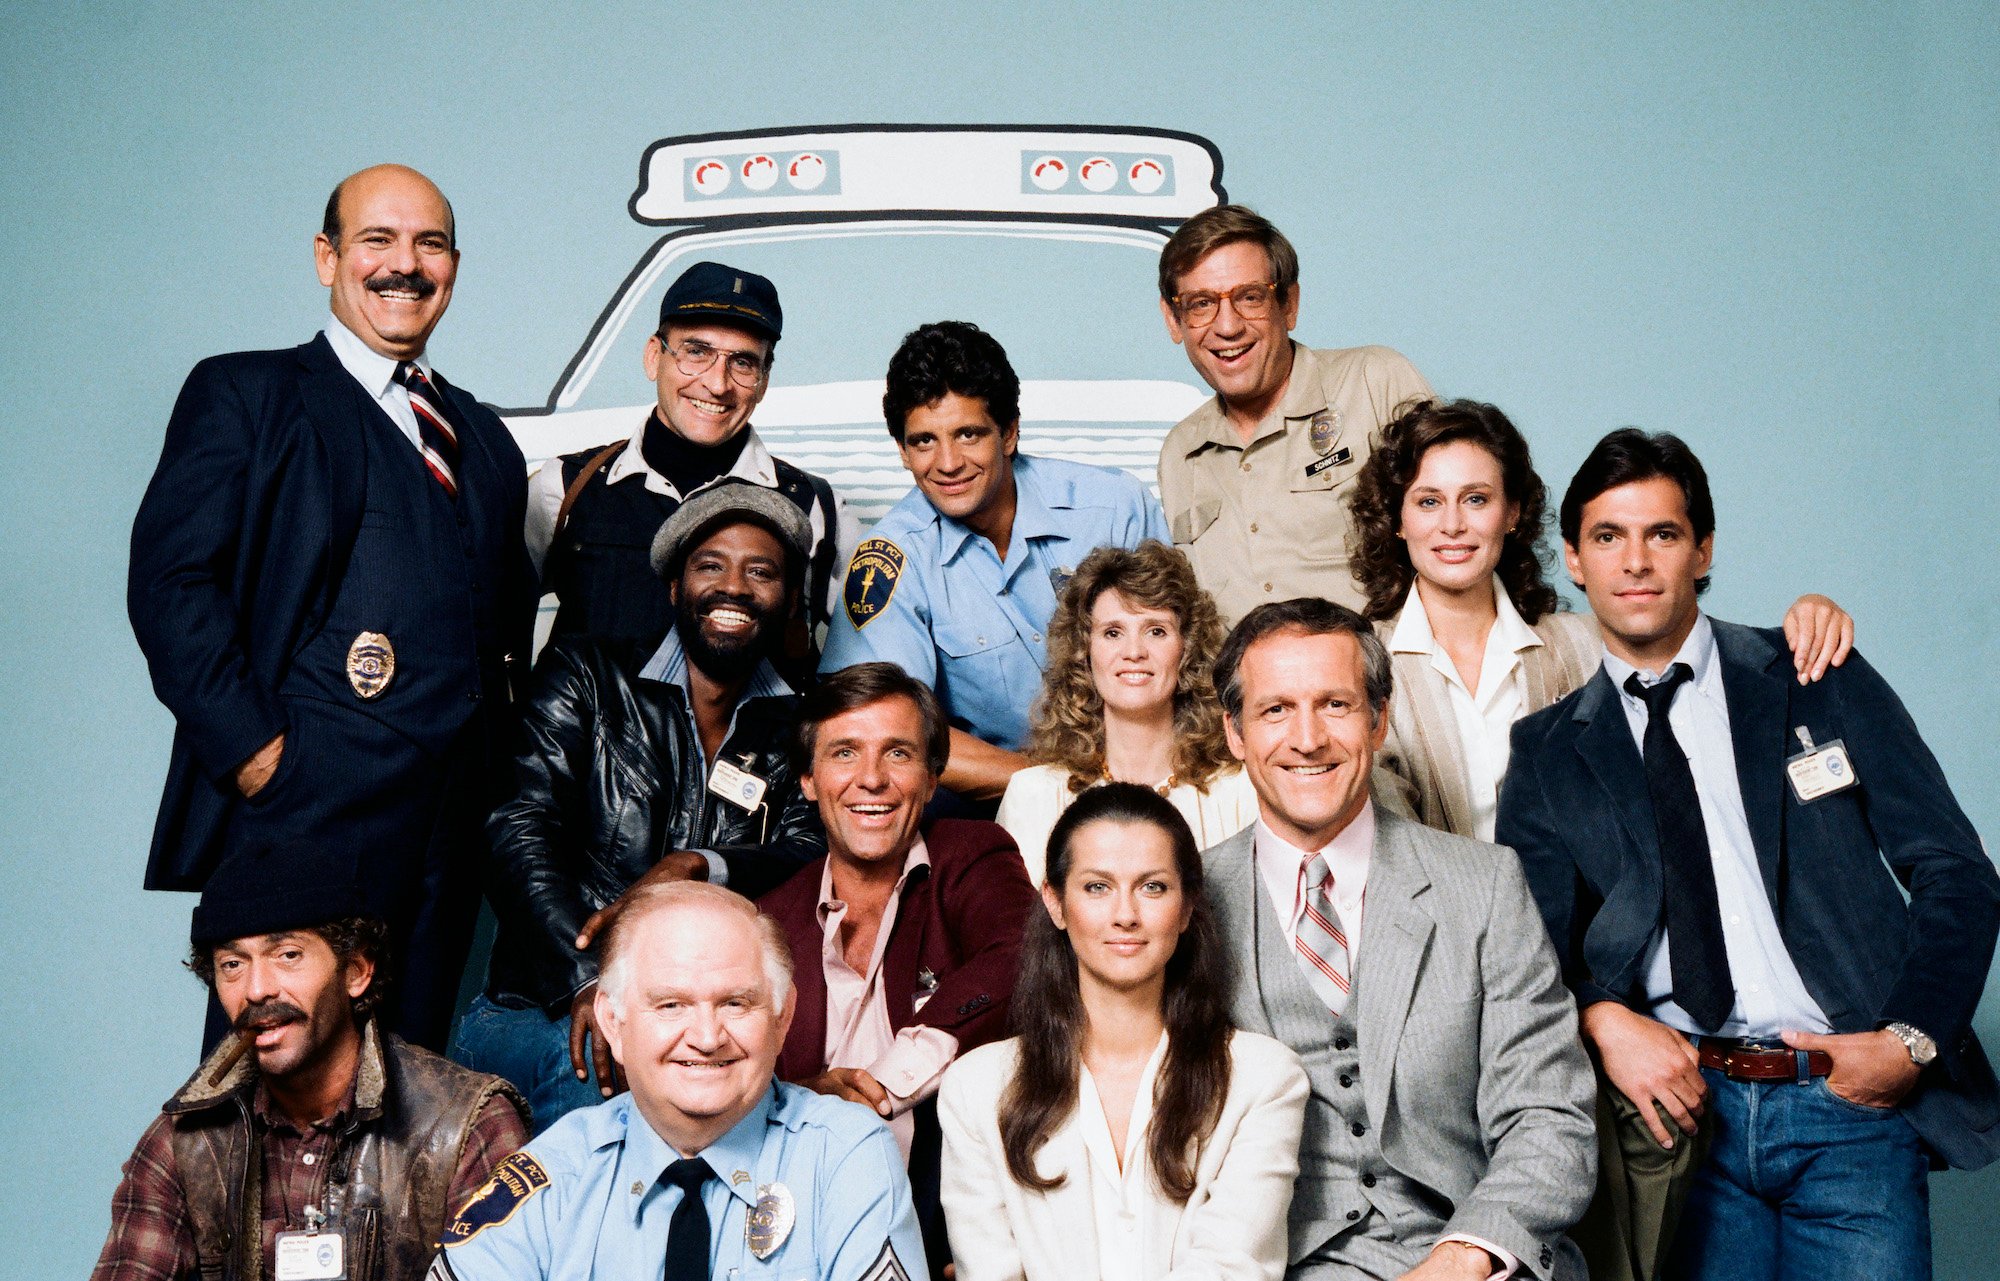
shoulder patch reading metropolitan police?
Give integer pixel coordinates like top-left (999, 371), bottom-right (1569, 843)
top-left (844, 538), bottom-right (906, 630)
top-left (858, 1242), bottom-right (913, 1281)
top-left (439, 1151), bottom-right (550, 1245)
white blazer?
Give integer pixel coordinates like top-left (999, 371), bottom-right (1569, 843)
top-left (939, 1029), bottom-right (1309, 1281)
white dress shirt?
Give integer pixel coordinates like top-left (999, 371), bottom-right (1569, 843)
top-left (1602, 613), bottom-right (1832, 1038)
top-left (322, 314), bottom-right (426, 452)
top-left (1253, 806), bottom-right (1376, 960)
top-left (1386, 580), bottom-right (1543, 841)
top-left (1077, 1033), bottom-right (1171, 1281)
top-left (816, 838), bottom-right (959, 1157)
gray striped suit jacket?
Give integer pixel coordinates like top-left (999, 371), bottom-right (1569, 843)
top-left (1205, 812), bottom-right (1597, 1279)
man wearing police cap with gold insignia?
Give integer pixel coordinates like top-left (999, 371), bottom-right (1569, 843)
top-left (128, 164), bottom-right (536, 1054)
top-left (432, 880), bottom-right (926, 1281)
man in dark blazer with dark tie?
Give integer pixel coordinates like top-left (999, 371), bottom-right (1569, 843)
top-left (128, 164), bottom-right (534, 1051)
top-left (1498, 428), bottom-right (2000, 1281)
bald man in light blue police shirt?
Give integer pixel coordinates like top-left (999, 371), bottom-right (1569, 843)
top-left (431, 882), bottom-right (923, 1281)
top-left (819, 321), bottom-right (1168, 804)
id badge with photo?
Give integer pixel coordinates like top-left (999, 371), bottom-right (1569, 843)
top-left (1786, 727), bottom-right (1859, 803)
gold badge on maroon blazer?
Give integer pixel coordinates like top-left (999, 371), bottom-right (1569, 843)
top-left (346, 632), bottom-right (396, 700)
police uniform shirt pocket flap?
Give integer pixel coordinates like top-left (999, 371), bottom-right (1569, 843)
top-left (1168, 498), bottom-right (1221, 546)
top-left (933, 620), bottom-right (1009, 659)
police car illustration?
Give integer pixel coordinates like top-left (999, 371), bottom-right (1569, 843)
top-left (498, 124), bottom-right (1228, 528)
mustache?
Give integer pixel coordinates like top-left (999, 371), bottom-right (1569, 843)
top-left (233, 998), bottom-right (308, 1033)
top-left (366, 271), bottom-right (436, 298)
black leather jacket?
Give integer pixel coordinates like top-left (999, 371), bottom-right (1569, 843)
top-left (484, 636), bottom-right (823, 1010)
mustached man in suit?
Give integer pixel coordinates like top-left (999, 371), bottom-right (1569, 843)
top-left (129, 164), bottom-right (534, 1052)
top-left (1204, 598), bottom-right (1595, 1281)
top-left (1498, 429), bottom-right (2000, 1280)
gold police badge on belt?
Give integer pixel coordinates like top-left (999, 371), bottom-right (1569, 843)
top-left (346, 632), bottom-right (395, 700)
top-left (747, 1181), bottom-right (796, 1259)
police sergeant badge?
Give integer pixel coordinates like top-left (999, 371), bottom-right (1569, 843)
top-left (845, 538), bottom-right (905, 630)
top-left (747, 1181), bottom-right (797, 1259)
top-left (346, 631), bottom-right (395, 700)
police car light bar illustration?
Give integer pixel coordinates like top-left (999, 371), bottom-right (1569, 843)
top-left (632, 126), bottom-right (1222, 223)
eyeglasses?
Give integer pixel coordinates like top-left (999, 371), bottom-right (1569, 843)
top-left (659, 336), bottom-right (768, 388)
top-left (1171, 281), bottom-right (1281, 328)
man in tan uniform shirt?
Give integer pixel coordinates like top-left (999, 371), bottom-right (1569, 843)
top-left (1156, 205), bottom-right (1433, 623)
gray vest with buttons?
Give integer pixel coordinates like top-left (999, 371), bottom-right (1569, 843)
top-left (1249, 874), bottom-right (1436, 1280)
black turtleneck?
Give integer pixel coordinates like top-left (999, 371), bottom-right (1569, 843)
top-left (641, 410), bottom-right (751, 492)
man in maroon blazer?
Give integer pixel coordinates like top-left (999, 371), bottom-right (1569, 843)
top-left (760, 661), bottom-right (1035, 1275)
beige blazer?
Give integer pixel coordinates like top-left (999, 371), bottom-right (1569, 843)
top-left (938, 1030), bottom-right (1309, 1281)
top-left (1375, 608), bottom-right (1600, 837)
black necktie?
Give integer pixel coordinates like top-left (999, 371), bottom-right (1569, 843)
top-left (664, 1157), bottom-right (713, 1281)
top-left (395, 361), bottom-right (461, 496)
top-left (1625, 665), bottom-right (1736, 1031)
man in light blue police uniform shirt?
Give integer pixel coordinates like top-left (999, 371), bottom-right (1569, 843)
top-left (431, 881), bottom-right (923, 1281)
top-left (819, 321), bottom-right (1169, 802)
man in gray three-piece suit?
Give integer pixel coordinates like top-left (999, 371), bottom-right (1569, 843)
top-left (1206, 598), bottom-right (1596, 1281)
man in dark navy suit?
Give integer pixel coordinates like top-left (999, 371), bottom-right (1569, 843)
top-left (129, 164), bottom-right (534, 1052)
top-left (1498, 429), bottom-right (2000, 1280)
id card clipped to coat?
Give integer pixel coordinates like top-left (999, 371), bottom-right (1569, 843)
top-left (1786, 727), bottom-right (1858, 803)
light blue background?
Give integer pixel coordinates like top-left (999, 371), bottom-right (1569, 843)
top-left (3, 3), bottom-right (1995, 1277)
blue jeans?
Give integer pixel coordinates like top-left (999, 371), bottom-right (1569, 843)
top-left (1666, 1065), bottom-right (1930, 1281)
top-left (449, 994), bottom-right (610, 1134)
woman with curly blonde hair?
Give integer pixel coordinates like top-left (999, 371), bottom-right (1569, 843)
top-left (996, 541), bottom-right (1257, 884)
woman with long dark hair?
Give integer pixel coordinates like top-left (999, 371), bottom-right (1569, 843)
top-left (939, 784), bottom-right (1306, 1281)
top-left (996, 541), bottom-right (1256, 885)
top-left (1348, 397), bottom-right (1853, 839)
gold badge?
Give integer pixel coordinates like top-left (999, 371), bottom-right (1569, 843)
top-left (346, 632), bottom-right (395, 700)
top-left (1309, 410), bottom-right (1341, 456)
top-left (746, 1181), bottom-right (796, 1260)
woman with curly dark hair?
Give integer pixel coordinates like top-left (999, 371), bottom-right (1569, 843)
top-left (1349, 398), bottom-right (1854, 839)
top-left (939, 784), bottom-right (1307, 1281)
top-left (996, 541), bottom-right (1256, 884)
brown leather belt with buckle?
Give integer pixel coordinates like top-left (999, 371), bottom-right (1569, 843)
top-left (1697, 1038), bottom-right (1834, 1082)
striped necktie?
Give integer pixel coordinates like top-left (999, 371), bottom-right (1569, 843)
top-left (395, 361), bottom-right (460, 496)
top-left (1295, 851), bottom-right (1353, 1015)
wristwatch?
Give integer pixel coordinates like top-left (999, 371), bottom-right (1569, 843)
top-left (1884, 1021), bottom-right (1938, 1067)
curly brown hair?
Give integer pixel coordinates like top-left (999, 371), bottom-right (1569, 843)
top-left (1024, 541), bottom-right (1235, 793)
top-left (1346, 398), bottom-right (1562, 624)
top-left (187, 916), bottom-right (393, 1020)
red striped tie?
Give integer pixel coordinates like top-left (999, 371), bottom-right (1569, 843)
top-left (396, 361), bottom-right (460, 496)
top-left (1295, 852), bottom-right (1353, 1015)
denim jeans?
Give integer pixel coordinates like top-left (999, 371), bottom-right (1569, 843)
top-left (1666, 1064), bottom-right (1930, 1280)
top-left (449, 994), bottom-right (610, 1134)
